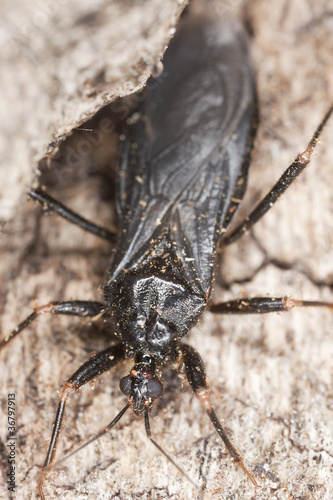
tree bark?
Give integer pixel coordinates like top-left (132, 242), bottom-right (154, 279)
top-left (1, 1), bottom-right (333, 499)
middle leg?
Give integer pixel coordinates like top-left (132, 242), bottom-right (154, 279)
top-left (208, 296), bottom-right (333, 315)
top-left (0, 300), bottom-right (106, 351)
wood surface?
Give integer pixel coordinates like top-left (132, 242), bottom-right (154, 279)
top-left (0, 1), bottom-right (333, 499)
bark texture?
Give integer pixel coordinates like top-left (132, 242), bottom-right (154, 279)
top-left (1, 1), bottom-right (333, 499)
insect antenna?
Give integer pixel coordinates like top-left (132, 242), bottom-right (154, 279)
top-left (43, 403), bottom-right (130, 474)
top-left (144, 408), bottom-right (201, 491)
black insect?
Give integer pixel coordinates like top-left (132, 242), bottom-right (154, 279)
top-left (1, 6), bottom-right (332, 498)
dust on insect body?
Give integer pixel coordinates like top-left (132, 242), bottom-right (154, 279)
top-left (1, 1), bottom-right (333, 498)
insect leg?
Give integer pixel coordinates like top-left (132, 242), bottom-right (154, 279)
top-left (208, 296), bottom-right (333, 315)
top-left (29, 188), bottom-right (116, 242)
top-left (0, 300), bottom-right (105, 351)
top-left (38, 342), bottom-right (126, 499)
top-left (221, 105), bottom-right (333, 247)
top-left (180, 344), bottom-right (260, 488)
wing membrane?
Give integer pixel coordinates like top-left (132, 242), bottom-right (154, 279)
top-left (110, 12), bottom-right (256, 291)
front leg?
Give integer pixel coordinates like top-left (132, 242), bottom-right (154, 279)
top-left (38, 342), bottom-right (126, 499)
top-left (180, 343), bottom-right (259, 488)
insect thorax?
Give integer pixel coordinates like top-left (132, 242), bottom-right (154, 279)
top-left (104, 244), bottom-right (206, 361)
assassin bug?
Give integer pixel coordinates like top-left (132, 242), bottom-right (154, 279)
top-left (1, 5), bottom-right (333, 498)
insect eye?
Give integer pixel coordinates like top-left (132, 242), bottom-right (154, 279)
top-left (119, 376), bottom-right (131, 396)
top-left (147, 379), bottom-right (163, 399)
